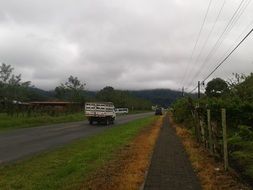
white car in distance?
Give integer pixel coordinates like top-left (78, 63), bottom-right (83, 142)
top-left (115, 108), bottom-right (129, 114)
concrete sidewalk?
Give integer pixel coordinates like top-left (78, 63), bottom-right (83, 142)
top-left (144, 115), bottom-right (202, 190)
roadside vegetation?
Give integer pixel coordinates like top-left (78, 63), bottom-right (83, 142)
top-left (0, 116), bottom-right (156, 190)
top-left (85, 116), bottom-right (162, 190)
top-left (169, 114), bottom-right (250, 190)
top-left (128, 110), bottom-right (151, 114)
top-left (172, 73), bottom-right (253, 186)
top-left (0, 63), bottom-right (152, 130)
top-left (0, 112), bottom-right (84, 132)
top-left (95, 86), bottom-right (152, 110)
top-left (0, 63), bottom-right (153, 111)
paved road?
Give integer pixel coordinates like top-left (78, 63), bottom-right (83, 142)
top-left (144, 115), bottom-right (202, 190)
top-left (0, 112), bottom-right (153, 164)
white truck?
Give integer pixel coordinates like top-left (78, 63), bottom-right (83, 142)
top-left (85, 102), bottom-right (116, 125)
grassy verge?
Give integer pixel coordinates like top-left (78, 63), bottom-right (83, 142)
top-left (0, 116), bottom-right (156, 190)
top-left (85, 116), bottom-right (162, 189)
top-left (128, 110), bottom-right (152, 114)
top-left (0, 112), bottom-right (85, 132)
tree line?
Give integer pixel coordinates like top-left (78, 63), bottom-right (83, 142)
top-left (173, 73), bottom-right (253, 127)
top-left (0, 63), bottom-right (152, 116)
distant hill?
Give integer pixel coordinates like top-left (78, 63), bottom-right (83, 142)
top-left (129, 89), bottom-right (182, 107)
top-left (27, 87), bottom-right (97, 101)
top-left (27, 87), bottom-right (56, 101)
top-left (27, 87), bottom-right (182, 106)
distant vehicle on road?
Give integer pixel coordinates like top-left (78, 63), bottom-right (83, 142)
top-left (115, 108), bottom-right (129, 114)
top-left (155, 107), bottom-right (163, 115)
top-left (85, 102), bottom-right (116, 125)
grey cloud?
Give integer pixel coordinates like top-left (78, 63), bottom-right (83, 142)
top-left (0, 0), bottom-right (253, 91)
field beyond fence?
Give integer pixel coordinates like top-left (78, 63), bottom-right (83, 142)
top-left (0, 112), bottom-right (85, 131)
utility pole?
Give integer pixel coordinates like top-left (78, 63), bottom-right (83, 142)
top-left (222, 108), bottom-right (228, 171)
top-left (197, 81), bottom-right (200, 99)
top-left (182, 87), bottom-right (184, 97)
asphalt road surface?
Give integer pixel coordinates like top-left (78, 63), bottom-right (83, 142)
top-left (0, 112), bottom-right (153, 164)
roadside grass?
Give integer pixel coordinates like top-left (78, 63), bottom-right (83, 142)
top-left (128, 110), bottom-right (152, 114)
top-left (84, 116), bottom-right (162, 189)
top-left (0, 112), bottom-right (85, 132)
top-left (0, 116), bottom-right (156, 190)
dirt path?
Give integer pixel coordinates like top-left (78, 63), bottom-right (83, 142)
top-left (144, 115), bottom-right (202, 190)
top-left (82, 116), bottom-right (162, 190)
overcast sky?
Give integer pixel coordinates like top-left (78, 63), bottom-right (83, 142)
top-left (0, 0), bottom-right (253, 91)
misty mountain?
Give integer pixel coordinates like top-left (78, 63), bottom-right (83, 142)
top-left (27, 87), bottom-right (55, 101)
top-left (129, 89), bottom-right (182, 107)
top-left (27, 88), bottom-right (181, 106)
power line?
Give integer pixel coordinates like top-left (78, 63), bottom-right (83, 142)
top-left (202, 27), bottom-right (253, 82)
top-left (187, 0), bottom-right (226, 86)
top-left (224, 0), bottom-right (251, 36)
top-left (189, 25), bottom-right (253, 93)
top-left (186, 0), bottom-right (246, 88)
top-left (189, 85), bottom-right (198, 93)
top-left (215, 17), bottom-right (253, 73)
top-left (203, 0), bottom-right (251, 75)
top-left (181, 0), bottom-right (213, 88)
top-left (187, 0), bottom-right (246, 88)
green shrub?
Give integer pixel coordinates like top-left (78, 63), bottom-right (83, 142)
top-left (237, 125), bottom-right (253, 141)
top-left (172, 98), bottom-right (192, 124)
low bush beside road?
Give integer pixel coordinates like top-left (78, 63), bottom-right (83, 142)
top-left (228, 125), bottom-right (253, 185)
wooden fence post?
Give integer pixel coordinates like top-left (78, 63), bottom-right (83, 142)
top-left (222, 108), bottom-right (228, 171)
top-left (200, 120), bottom-right (205, 143)
top-left (195, 110), bottom-right (201, 143)
top-left (207, 109), bottom-right (214, 154)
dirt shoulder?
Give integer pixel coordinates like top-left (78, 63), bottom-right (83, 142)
top-left (168, 114), bottom-right (251, 190)
top-left (82, 116), bottom-right (162, 190)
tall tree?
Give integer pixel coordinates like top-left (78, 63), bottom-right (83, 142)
top-left (96, 86), bottom-right (115, 102)
top-left (55, 75), bottom-right (86, 103)
top-left (0, 63), bottom-right (13, 83)
top-left (0, 63), bottom-right (31, 102)
top-left (96, 86), bottom-right (152, 110)
top-left (205, 78), bottom-right (229, 97)
top-left (234, 73), bottom-right (253, 102)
